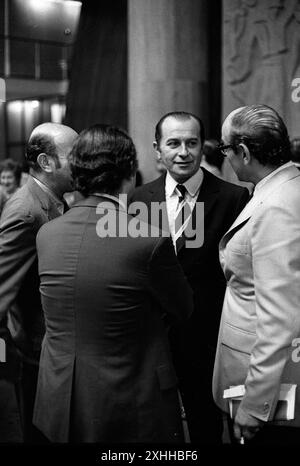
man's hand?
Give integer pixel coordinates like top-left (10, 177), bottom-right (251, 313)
top-left (233, 405), bottom-right (265, 442)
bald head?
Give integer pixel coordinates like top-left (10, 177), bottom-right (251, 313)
top-left (26, 122), bottom-right (78, 198)
top-left (29, 123), bottom-right (77, 145)
top-left (26, 123), bottom-right (78, 171)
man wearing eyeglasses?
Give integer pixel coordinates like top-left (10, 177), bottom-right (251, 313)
top-left (129, 111), bottom-right (249, 444)
top-left (213, 104), bottom-right (300, 445)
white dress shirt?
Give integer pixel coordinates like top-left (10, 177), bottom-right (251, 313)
top-left (165, 167), bottom-right (203, 249)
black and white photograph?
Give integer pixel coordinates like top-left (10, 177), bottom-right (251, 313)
top-left (0, 0), bottom-right (299, 462)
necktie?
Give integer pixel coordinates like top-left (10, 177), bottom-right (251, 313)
top-left (175, 184), bottom-right (191, 252)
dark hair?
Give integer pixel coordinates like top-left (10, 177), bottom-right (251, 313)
top-left (70, 124), bottom-right (138, 196)
top-left (155, 111), bottom-right (205, 146)
top-left (291, 138), bottom-right (300, 164)
top-left (26, 134), bottom-right (58, 171)
top-left (0, 158), bottom-right (22, 186)
top-left (203, 139), bottom-right (224, 170)
top-left (229, 105), bottom-right (291, 167)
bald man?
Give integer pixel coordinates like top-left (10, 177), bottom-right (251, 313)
top-left (0, 123), bottom-right (78, 442)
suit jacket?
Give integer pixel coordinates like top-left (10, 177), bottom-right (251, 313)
top-left (213, 163), bottom-right (300, 426)
top-left (33, 195), bottom-right (193, 443)
top-left (0, 187), bottom-right (8, 217)
top-left (0, 176), bottom-right (62, 378)
top-left (129, 168), bottom-right (249, 372)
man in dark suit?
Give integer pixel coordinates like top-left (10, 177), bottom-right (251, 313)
top-left (0, 122), bottom-right (78, 442)
top-left (33, 124), bottom-right (193, 443)
top-left (129, 111), bottom-right (249, 444)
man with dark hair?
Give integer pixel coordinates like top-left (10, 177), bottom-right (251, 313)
top-left (0, 122), bottom-right (78, 442)
top-left (201, 139), bottom-right (224, 178)
top-left (129, 111), bottom-right (249, 444)
top-left (214, 105), bottom-right (300, 445)
top-left (33, 124), bottom-right (193, 442)
top-left (291, 138), bottom-right (300, 169)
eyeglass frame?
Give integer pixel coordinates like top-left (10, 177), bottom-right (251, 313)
top-left (217, 143), bottom-right (238, 157)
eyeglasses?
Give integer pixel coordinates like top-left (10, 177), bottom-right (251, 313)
top-left (217, 143), bottom-right (236, 157)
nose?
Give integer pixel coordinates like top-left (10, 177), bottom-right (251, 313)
top-left (178, 143), bottom-right (189, 157)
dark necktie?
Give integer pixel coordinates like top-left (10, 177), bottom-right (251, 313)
top-left (175, 184), bottom-right (191, 252)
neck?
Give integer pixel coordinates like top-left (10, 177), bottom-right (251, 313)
top-left (251, 164), bottom-right (281, 185)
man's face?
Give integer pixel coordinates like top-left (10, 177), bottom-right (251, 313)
top-left (221, 118), bottom-right (246, 181)
top-left (53, 131), bottom-right (77, 195)
top-left (0, 170), bottom-right (18, 194)
top-left (155, 116), bottom-right (203, 183)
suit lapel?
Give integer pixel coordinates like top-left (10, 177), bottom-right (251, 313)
top-left (146, 175), bottom-right (169, 232)
top-left (147, 175), bottom-right (166, 203)
top-left (196, 168), bottom-right (220, 218)
top-left (26, 176), bottom-right (61, 221)
top-left (221, 163), bottom-right (300, 246)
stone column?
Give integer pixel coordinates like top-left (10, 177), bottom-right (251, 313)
top-left (128, 0), bottom-right (209, 183)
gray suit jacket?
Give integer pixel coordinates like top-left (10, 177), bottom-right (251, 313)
top-left (0, 175), bottom-right (61, 377)
top-left (33, 195), bottom-right (193, 442)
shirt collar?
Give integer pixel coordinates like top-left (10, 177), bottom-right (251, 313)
top-left (165, 167), bottom-right (203, 198)
top-left (93, 192), bottom-right (127, 211)
top-left (254, 161), bottom-right (294, 194)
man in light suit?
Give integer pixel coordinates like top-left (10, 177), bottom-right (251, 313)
top-left (129, 111), bottom-right (249, 443)
top-left (33, 124), bottom-right (193, 442)
top-left (0, 123), bottom-right (78, 442)
top-left (213, 104), bottom-right (300, 445)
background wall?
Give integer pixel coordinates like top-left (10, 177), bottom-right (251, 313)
top-left (65, 0), bottom-right (127, 133)
top-left (128, 0), bottom-right (221, 183)
top-left (223, 0), bottom-right (300, 139)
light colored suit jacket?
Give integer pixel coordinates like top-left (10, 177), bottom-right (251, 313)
top-left (213, 163), bottom-right (300, 426)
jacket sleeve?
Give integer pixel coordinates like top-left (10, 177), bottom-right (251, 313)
top-left (240, 201), bottom-right (300, 421)
top-left (148, 236), bottom-right (194, 322)
top-left (0, 208), bottom-right (38, 324)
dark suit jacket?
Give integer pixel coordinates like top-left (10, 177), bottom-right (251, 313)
top-left (33, 195), bottom-right (193, 443)
top-left (0, 176), bottom-right (62, 379)
top-left (129, 169), bottom-right (249, 374)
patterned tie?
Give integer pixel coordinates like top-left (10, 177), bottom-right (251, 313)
top-left (175, 184), bottom-right (192, 252)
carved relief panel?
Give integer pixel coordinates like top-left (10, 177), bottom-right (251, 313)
top-left (223, 0), bottom-right (300, 138)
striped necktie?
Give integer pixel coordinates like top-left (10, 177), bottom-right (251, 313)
top-left (175, 184), bottom-right (191, 252)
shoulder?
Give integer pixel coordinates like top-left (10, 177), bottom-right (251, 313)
top-left (129, 175), bottom-right (165, 201)
top-left (0, 184), bottom-right (39, 226)
top-left (204, 168), bottom-right (248, 197)
top-left (37, 209), bottom-right (67, 239)
top-left (262, 173), bottom-right (300, 210)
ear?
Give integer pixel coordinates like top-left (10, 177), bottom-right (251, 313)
top-left (153, 141), bottom-right (161, 160)
top-left (238, 143), bottom-right (251, 165)
top-left (36, 153), bottom-right (56, 173)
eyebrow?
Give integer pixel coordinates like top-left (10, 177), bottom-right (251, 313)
top-left (166, 137), bottom-right (199, 142)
